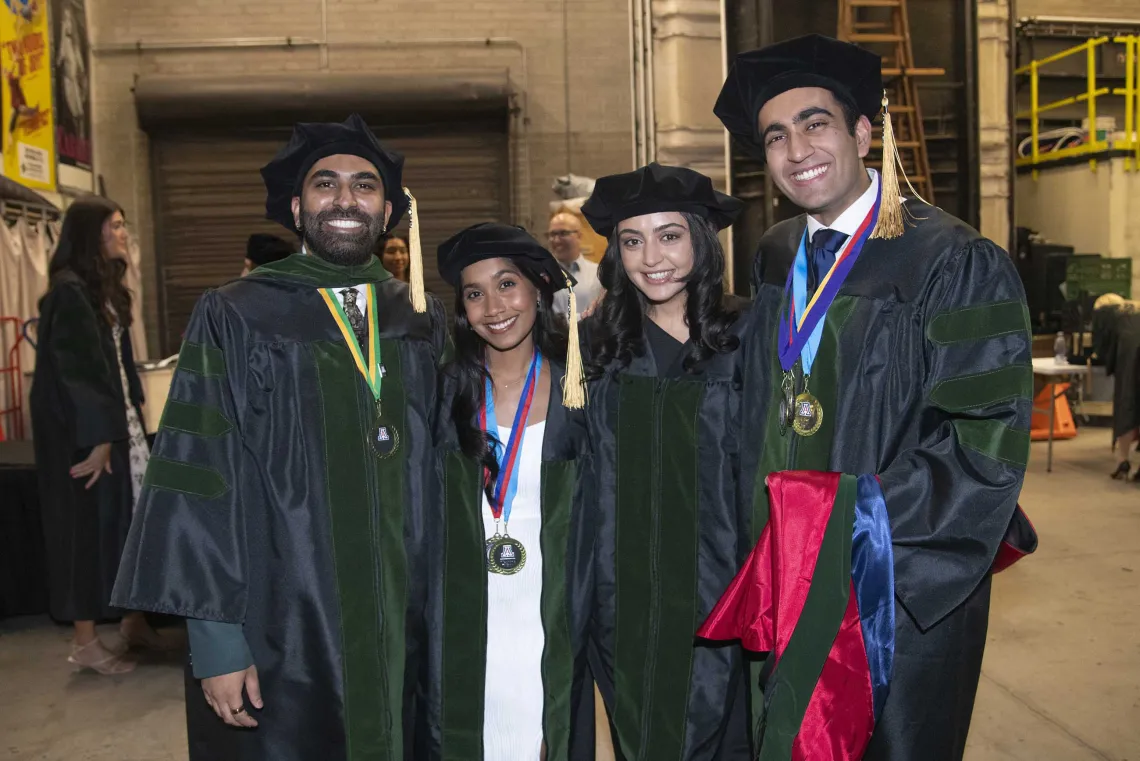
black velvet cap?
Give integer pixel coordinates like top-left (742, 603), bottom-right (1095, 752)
top-left (437, 222), bottom-right (575, 290)
top-left (716, 34), bottom-right (883, 154)
top-left (260, 114), bottom-right (408, 233)
top-left (580, 163), bottom-right (744, 238)
top-left (246, 233), bottom-right (295, 267)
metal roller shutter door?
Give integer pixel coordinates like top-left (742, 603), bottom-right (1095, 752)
top-left (152, 119), bottom-right (509, 354)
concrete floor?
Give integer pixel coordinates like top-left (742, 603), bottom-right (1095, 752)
top-left (1, 432), bottom-right (1137, 760)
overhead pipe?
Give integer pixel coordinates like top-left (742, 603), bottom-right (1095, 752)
top-left (719, 0), bottom-right (733, 292)
top-left (563, 0), bottom-right (573, 173)
top-left (628, 0), bottom-right (641, 168)
top-left (320, 0), bottom-right (329, 70)
top-left (630, 0), bottom-right (648, 168)
top-left (643, 0), bottom-right (657, 163)
top-left (1020, 15), bottom-right (1140, 26)
top-left (92, 36), bottom-right (321, 52)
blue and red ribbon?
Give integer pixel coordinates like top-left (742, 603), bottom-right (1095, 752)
top-left (777, 184), bottom-right (882, 373)
top-left (479, 352), bottom-right (542, 523)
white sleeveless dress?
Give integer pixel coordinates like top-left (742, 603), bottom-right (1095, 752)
top-left (481, 421), bottom-right (547, 760)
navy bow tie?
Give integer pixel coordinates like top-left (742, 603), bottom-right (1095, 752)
top-left (807, 228), bottom-right (849, 297)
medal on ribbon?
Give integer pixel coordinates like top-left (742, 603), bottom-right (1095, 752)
top-left (776, 182), bottom-right (882, 436)
top-left (319, 284), bottom-right (401, 458)
top-left (479, 352), bottom-right (542, 575)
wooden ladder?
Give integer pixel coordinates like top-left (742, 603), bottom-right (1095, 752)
top-left (837, 0), bottom-right (943, 203)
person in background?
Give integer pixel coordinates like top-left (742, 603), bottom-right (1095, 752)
top-left (548, 211), bottom-right (601, 320)
top-left (379, 231), bottom-right (411, 282)
top-left (429, 222), bottom-right (594, 760)
top-left (30, 196), bottom-right (165, 676)
top-left (241, 233), bottom-right (294, 277)
top-left (1092, 293), bottom-right (1140, 481)
top-left (579, 163), bottom-right (752, 760)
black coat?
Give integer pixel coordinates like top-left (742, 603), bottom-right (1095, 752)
top-left (113, 254), bottom-right (447, 761)
top-left (1093, 305), bottom-right (1140, 438)
top-left (739, 206), bottom-right (1032, 761)
top-left (30, 270), bottom-right (142, 622)
top-left (584, 316), bottom-right (753, 761)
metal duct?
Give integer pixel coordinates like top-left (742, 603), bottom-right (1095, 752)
top-left (133, 71), bottom-right (512, 131)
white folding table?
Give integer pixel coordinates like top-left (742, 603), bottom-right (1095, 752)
top-left (1032, 358), bottom-right (1091, 472)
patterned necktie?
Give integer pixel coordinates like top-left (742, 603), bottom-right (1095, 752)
top-left (340, 288), bottom-right (368, 348)
top-left (807, 228), bottom-right (849, 298)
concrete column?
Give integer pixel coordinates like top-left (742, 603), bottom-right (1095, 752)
top-left (978, 0), bottom-right (1012, 249)
top-left (648, 0), bottom-right (728, 186)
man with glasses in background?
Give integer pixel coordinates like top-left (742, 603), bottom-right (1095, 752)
top-left (548, 211), bottom-right (601, 321)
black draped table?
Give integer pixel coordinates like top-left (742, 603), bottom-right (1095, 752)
top-left (0, 440), bottom-right (49, 619)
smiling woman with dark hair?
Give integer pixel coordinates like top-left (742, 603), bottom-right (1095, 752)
top-left (578, 163), bottom-right (753, 761)
top-left (428, 222), bottom-right (595, 761)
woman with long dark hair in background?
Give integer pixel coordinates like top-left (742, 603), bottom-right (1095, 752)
top-left (379, 230), bottom-right (411, 282)
top-left (30, 196), bottom-right (164, 674)
top-left (426, 222), bottom-right (594, 760)
top-left (579, 164), bottom-right (752, 759)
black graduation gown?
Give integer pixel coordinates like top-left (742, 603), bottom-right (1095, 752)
top-left (30, 271), bottom-right (143, 622)
top-left (1093, 305), bottom-right (1140, 438)
top-left (112, 254), bottom-right (447, 761)
top-left (739, 205), bottom-right (1032, 760)
top-left (422, 362), bottom-right (595, 761)
top-left (585, 318), bottom-right (752, 761)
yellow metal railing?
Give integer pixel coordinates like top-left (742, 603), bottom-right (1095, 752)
top-left (1016, 36), bottom-right (1140, 175)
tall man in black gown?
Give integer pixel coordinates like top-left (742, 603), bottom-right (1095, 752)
top-left (720, 36), bottom-right (1033, 759)
top-left (114, 114), bottom-right (446, 760)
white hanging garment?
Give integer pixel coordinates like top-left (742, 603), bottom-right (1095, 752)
top-left (0, 218), bottom-right (27, 371)
top-left (0, 216), bottom-right (30, 440)
top-left (0, 216), bottom-right (25, 324)
top-left (18, 218), bottom-right (49, 372)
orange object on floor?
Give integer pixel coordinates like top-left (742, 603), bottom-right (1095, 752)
top-left (1031, 382), bottom-right (1078, 441)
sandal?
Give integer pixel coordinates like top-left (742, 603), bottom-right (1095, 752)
top-left (1111, 462), bottom-right (1131, 480)
top-left (68, 639), bottom-right (136, 675)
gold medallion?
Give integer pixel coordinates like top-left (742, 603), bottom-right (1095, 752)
top-left (791, 391), bottom-right (823, 437)
top-left (486, 536), bottom-right (527, 575)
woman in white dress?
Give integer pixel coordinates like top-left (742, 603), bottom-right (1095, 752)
top-left (427, 223), bottom-right (595, 761)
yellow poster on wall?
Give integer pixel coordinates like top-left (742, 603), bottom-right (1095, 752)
top-left (0, 0), bottom-right (55, 191)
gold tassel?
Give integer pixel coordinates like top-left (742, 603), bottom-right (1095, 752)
top-left (404, 188), bottom-right (427, 313)
top-left (871, 92), bottom-right (905, 240)
top-left (872, 91), bottom-right (931, 240)
top-left (561, 276), bottom-right (587, 409)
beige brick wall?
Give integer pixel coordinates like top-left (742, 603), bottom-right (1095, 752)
top-left (90, 0), bottom-right (634, 354)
